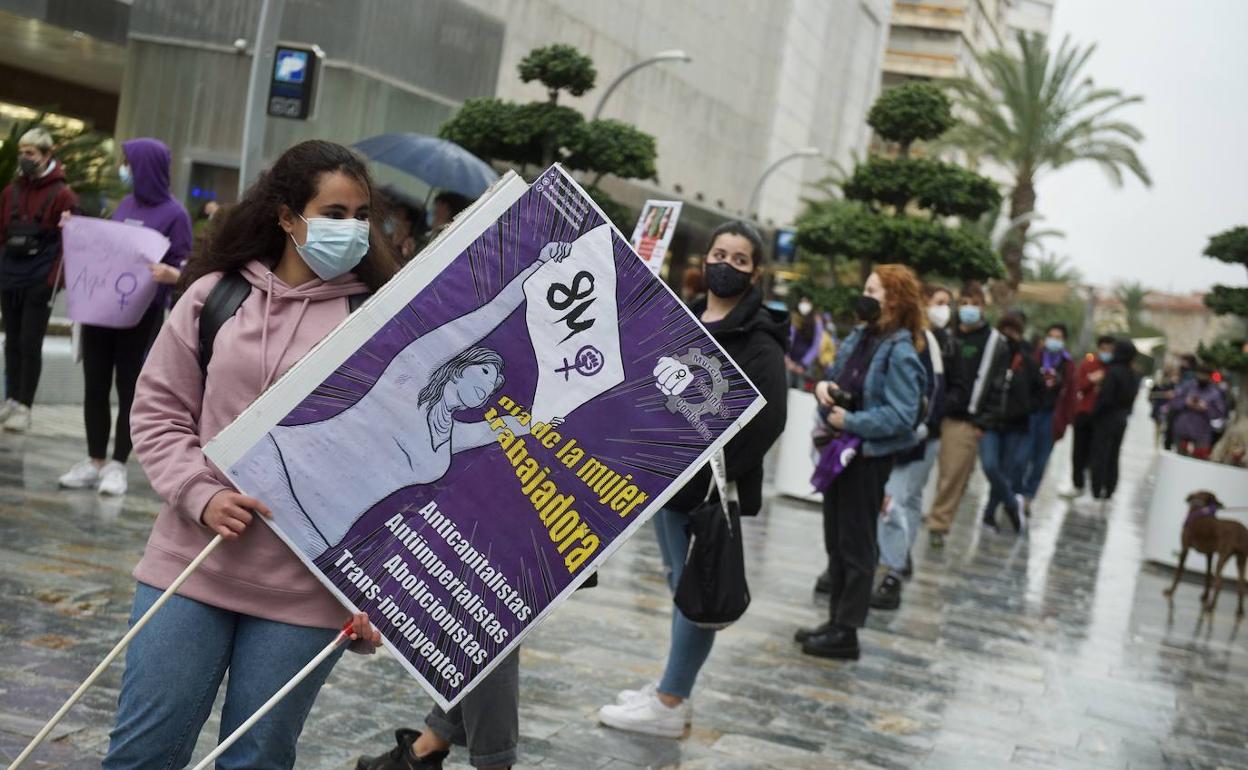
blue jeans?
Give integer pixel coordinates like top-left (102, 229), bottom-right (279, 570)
top-left (654, 507), bottom-right (716, 699)
top-left (1019, 408), bottom-right (1056, 499)
top-left (979, 430), bottom-right (1028, 519)
top-left (878, 439), bottom-right (940, 573)
top-left (103, 583), bottom-right (345, 770)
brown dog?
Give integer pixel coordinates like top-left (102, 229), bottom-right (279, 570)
top-left (1163, 491), bottom-right (1248, 616)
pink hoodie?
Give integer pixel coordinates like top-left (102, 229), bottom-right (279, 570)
top-left (131, 260), bottom-right (368, 629)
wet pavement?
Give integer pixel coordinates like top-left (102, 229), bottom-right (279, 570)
top-left (2, 404), bottom-right (1246, 769)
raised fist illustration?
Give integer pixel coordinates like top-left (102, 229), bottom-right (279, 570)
top-left (654, 356), bottom-right (693, 397)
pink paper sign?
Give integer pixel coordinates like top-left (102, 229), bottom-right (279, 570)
top-left (62, 217), bottom-right (169, 328)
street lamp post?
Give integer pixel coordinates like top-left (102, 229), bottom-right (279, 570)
top-left (238, 0), bottom-right (285, 198)
top-left (592, 49), bottom-right (692, 121)
top-left (747, 147), bottom-right (821, 220)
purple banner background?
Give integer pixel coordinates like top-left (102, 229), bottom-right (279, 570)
top-left (229, 171), bottom-right (759, 705)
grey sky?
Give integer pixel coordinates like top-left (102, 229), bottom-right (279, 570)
top-left (1036, 0), bottom-right (1247, 293)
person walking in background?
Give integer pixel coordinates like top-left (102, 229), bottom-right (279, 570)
top-left (0, 127), bottom-right (78, 432)
top-left (1168, 363), bottom-right (1227, 459)
top-left (1061, 335), bottom-right (1116, 499)
top-left (58, 139), bottom-right (192, 497)
top-left (871, 284), bottom-right (950, 611)
top-left (1088, 340), bottom-right (1139, 501)
top-left (379, 186), bottom-right (427, 265)
top-left (101, 140), bottom-right (392, 769)
top-left (972, 314), bottom-right (1041, 533)
top-left (786, 295), bottom-right (823, 388)
top-left (598, 220), bottom-right (787, 737)
top-left (795, 264), bottom-right (925, 660)
top-left (419, 190), bottom-right (470, 251)
top-left (925, 281), bottom-right (993, 548)
top-left (1018, 323), bottom-right (1077, 507)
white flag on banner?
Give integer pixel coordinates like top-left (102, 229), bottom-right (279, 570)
top-left (523, 224), bottom-right (624, 423)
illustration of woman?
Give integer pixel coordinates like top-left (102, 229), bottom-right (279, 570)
top-left (234, 241), bottom-right (573, 559)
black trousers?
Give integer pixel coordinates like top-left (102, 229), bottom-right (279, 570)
top-left (822, 453), bottom-right (894, 628)
top-left (1070, 413), bottom-right (1095, 490)
top-left (1, 282), bottom-right (54, 406)
top-left (81, 303), bottom-right (163, 463)
top-left (1088, 412), bottom-right (1128, 500)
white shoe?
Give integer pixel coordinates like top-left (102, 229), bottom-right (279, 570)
top-left (616, 682), bottom-right (693, 724)
top-left (0, 399), bottom-right (16, 422)
top-left (1014, 494), bottom-right (1029, 533)
top-left (1058, 483), bottom-right (1084, 500)
top-left (616, 681), bottom-right (658, 705)
top-left (59, 459), bottom-right (103, 489)
top-left (4, 404), bottom-right (31, 432)
top-left (598, 694), bottom-right (689, 738)
top-left (97, 461), bottom-right (128, 496)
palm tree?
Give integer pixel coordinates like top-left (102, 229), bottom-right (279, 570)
top-left (1026, 252), bottom-right (1082, 283)
top-left (947, 33), bottom-right (1151, 297)
top-left (1115, 280), bottom-right (1149, 330)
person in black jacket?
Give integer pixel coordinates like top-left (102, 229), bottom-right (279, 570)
top-left (973, 313), bottom-right (1042, 533)
top-left (598, 220), bottom-right (787, 738)
top-left (1088, 339), bottom-right (1138, 501)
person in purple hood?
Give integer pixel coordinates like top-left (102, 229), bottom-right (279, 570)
top-left (59, 138), bottom-right (192, 497)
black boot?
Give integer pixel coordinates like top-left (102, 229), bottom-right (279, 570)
top-left (900, 553), bottom-right (914, 580)
top-left (794, 620), bottom-right (833, 643)
top-left (801, 625), bottom-right (860, 660)
top-left (356, 729), bottom-right (448, 770)
top-left (870, 574), bottom-right (902, 610)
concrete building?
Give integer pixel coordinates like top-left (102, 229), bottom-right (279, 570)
top-left (2, 0), bottom-right (893, 251)
top-left (881, 0), bottom-right (1013, 87)
top-left (1006, 0), bottom-right (1056, 47)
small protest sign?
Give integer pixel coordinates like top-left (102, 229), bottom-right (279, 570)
top-left (204, 166), bottom-right (763, 709)
top-left (61, 217), bottom-right (168, 328)
top-left (628, 200), bottom-right (682, 276)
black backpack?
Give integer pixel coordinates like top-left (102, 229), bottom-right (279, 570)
top-left (197, 271), bottom-right (368, 378)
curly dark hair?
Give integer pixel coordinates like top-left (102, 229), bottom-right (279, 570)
top-left (180, 140), bottom-right (399, 293)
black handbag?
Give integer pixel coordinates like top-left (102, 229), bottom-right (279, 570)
top-left (673, 451), bottom-right (751, 630)
top-left (3, 183), bottom-right (62, 261)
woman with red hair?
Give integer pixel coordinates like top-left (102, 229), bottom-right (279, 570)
top-left (796, 264), bottom-right (926, 661)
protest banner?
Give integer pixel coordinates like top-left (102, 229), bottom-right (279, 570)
top-left (628, 199), bottom-right (682, 276)
top-left (203, 165), bottom-right (764, 710)
top-left (61, 217), bottom-right (168, 328)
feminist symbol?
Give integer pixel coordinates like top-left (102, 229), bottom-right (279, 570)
top-left (115, 272), bottom-right (138, 310)
top-left (555, 345), bottom-right (604, 380)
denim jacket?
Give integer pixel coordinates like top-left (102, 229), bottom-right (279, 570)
top-left (826, 326), bottom-right (926, 457)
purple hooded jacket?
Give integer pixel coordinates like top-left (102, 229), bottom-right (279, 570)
top-left (111, 138), bottom-right (192, 310)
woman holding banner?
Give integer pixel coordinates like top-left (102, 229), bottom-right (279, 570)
top-left (100, 140), bottom-right (390, 769)
top-left (58, 138), bottom-right (192, 497)
top-left (795, 264), bottom-right (925, 661)
top-left (596, 220), bottom-right (788, 738)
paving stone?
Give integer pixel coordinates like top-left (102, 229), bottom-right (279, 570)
top-left (1, 407), bottom-right (1245, 768)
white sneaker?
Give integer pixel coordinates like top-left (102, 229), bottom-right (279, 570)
top-left (0, 399), bottom-right (16, 422)
top-left (1058, 483), bottom-right (1084, 500)
top-left (598, 693), bottom-right (689, 738)
top-left (616, 681), bottom-right (658, 705)
top-left (4, 404), bottom-right (31, 433)
top-left (1014, 494), bottom-right (1029, 533)
top-left (59, 459), bottom-right (103, 489)
top-left (616, 682), bottom-right (693, 724)
top-left (97, 461), bottom-right (128, 496)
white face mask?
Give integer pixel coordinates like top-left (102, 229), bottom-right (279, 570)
top-left (927, 304), bottom-right (951, 329)
top-left (797, 301), bottom-right (813, 316)
top-left (291, 214), bottom-right (370, 280)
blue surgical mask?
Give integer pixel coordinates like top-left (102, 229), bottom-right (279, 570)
top-left (958, 305), bottom-right (982, 325)
top-left (291, 214), bottom-right (370, 280)
top-left (1099, 351), bottom-right (1113, 363)
top-left (1044, 338), bottom-right (1064, 353)
top-left (119, 165), bottom-right (133, 188)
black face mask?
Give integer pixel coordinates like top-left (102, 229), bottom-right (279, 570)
top-left (18, 157), bottom-right (40, 177)
top-left (855, 294), bottom-right (881, 323)
top-left (704, 261), bottom-right (752, 299)
top-left (1196, 376), bottom-right (1211, 387)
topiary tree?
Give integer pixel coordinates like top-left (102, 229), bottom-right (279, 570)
top-left (797, 82), bottom-right (1003, 284)
top-left (1198, 226), bottom-right (1248, 375)
top-left (867, 82), bottom-right (955, 158)
top-left (518, 44), bottom-right (597, 104)
top-left (439, 44), bottom-right (655, 218)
